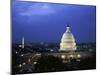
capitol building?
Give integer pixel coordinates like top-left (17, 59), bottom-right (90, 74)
top-left (60, 25), bottom-right (77, 51)
top-left (41, 25), bottom-right (92, 60)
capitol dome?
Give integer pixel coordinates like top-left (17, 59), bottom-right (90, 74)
top-left (60, 25), bottom-right (77, 51)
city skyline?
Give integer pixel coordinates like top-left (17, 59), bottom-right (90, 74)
top-left (12, 1), bottom-right (96, 43)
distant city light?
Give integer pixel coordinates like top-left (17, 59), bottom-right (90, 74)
top-left (50, 49), bottom-right (54, 52)
top-left (15, 51), bottom-right (18, 54)
top-left (28, 58), bottom-right (31, 62)
top-left (22, 62), bottom-right (26, 65)
top-left (19, 64), bottom-right (22, 68)
top-left (76, 59), bottom-right (80, 62)
top-left (21, 54), bottom-right (24, 56)
top-left (89, 49), bottom-right (93, 52)
top-left (33, 62), bottom-right (37, 64)
top-left (19, 45), bottom-right (22, 48)
top-left (36, 53), bottom-right (41, 56)
top-left (62, 60), bottom-right (68, 63)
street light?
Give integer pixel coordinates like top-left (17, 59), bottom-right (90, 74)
top-left (61, 55), bottom-right (66, 59)
top-left (77, 54), bottom-right (81, 58)
top-left (69, 54), bottom-right (74, 58)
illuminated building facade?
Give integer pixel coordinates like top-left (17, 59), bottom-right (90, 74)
top-left (60, 25), bottom-right (77, 51)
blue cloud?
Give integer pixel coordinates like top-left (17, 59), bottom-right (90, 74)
top-left (15, 3), bottom-right (56, 16)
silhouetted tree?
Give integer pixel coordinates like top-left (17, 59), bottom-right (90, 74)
top-left (35, 55), bottom-right (65, 72)
top-left (78, 57), bottom-right (96, 69)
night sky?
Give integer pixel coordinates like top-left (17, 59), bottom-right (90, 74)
top-left (12, 1), bottom-right (96, 43)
